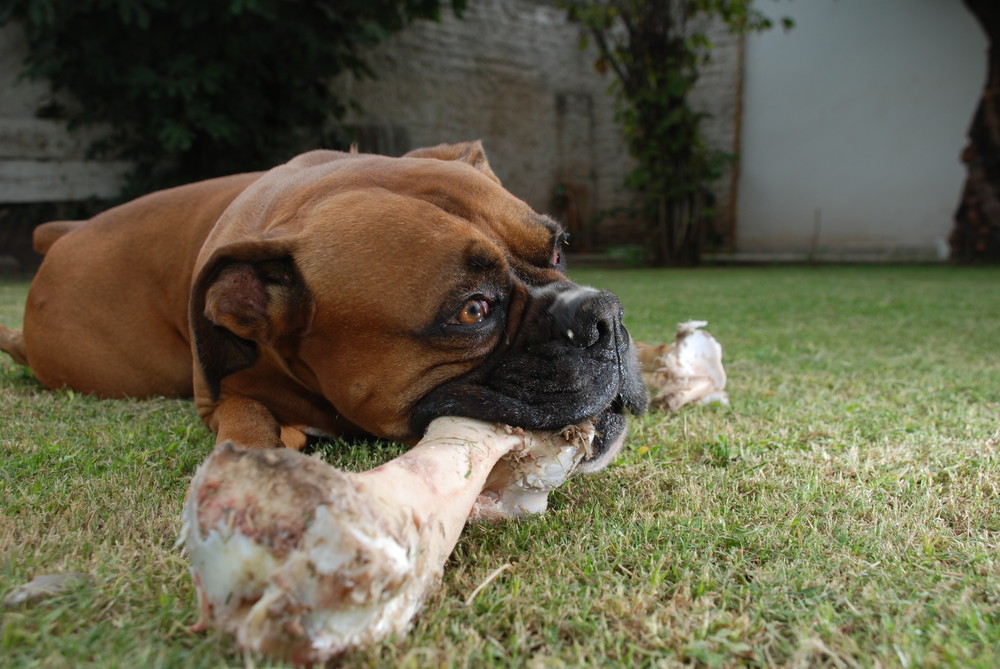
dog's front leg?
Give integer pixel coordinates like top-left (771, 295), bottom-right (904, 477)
top-left (205, 396), bottom-right (306, 450)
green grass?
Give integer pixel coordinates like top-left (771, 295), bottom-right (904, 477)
top-left (2, 266), bottom-right (998, 667)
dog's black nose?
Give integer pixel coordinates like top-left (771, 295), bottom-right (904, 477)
top-left (550, 287), bottom-right (624, 349)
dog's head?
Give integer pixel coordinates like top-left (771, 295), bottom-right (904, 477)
top-left (190, 142), bottom-right (647, 470)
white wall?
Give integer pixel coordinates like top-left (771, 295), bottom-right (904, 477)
top-left (737, 0), bottom-right (987, 260)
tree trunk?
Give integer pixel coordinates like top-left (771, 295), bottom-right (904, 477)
top-left (952, 1), bottom-right (1000, 262)
top-left (651, 195), bottom-right (702, 267)
top-left (655, 196), bottom-right (669, 266)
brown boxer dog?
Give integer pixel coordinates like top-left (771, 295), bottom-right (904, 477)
top-left (0, 142), bottom-right (647, 470)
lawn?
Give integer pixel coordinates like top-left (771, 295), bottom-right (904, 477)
top-left (1, 265), bottom-right (998, 667)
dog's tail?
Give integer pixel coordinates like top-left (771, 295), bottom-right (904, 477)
top-left (33, 220), bottom-right (86, 255)
top-left (0, 326), bottom-right (29, 367)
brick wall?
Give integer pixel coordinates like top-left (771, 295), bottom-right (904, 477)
top-left (334, 0), bottom-right (634, 248)
top-left (334, 0), bottom-right (742, 250)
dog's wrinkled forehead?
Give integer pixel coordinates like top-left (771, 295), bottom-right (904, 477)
top-left (471, 212), bottom-right (566, 281)
top-left (296, 155), bottom-right (565, 259)
top-left (376, 158), bottom-right (566, 274)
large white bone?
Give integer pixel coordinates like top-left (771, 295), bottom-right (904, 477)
top-left (181, 416), bottom-right (594, 664)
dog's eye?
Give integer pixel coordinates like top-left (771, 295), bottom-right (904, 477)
top-left (457, 298), bottom-right (490, 324)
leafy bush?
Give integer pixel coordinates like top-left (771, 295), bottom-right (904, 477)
top-left (561, 0), bottom-right (788, 265)
top-left (0, 0), bottom-right (464, 196)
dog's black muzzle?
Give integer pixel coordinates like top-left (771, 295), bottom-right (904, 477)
top-left (411, 282), bottom-right (648, 472)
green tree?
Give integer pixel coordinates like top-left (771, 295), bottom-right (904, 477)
top-left (0, 0), bottom-right (464, 197)
top-left (561, 0), bottom-right (786, 266)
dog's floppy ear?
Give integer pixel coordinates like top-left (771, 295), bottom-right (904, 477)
top-left (403, 140), bottom-right (501, 184)
top-left (190, 242), bottom-right (312, 398)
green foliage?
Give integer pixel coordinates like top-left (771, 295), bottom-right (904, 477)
top-left (0, 0), bottom-right (464, 196)
top-left (561, 0), bottom-right (787, 265)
